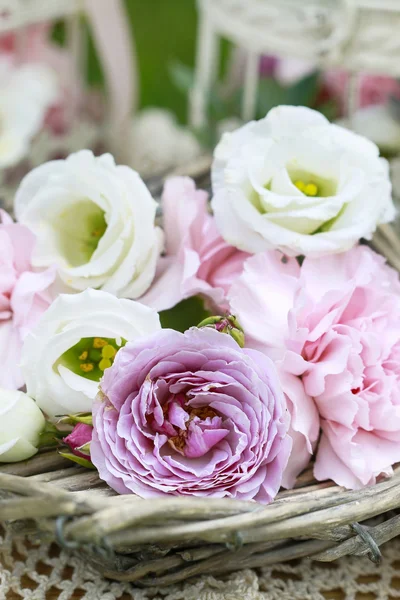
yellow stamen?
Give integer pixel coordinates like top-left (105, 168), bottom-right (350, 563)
top-left (294, 180), bottom-right (305, 192)
top-left (304, 182), bottom-right (318, 196)
top-left (93, 338), bottom-right (108, 349)
top-left (102, 345), bottom-right (116, 360)
top-left (79, 351), bottom-right (88, 361)
top-left (92, 228), bottom-right (103, 238)
top-left (80, 363), bottom-right (94, 373)
top-left (99, 358), bottom-right (112, 372)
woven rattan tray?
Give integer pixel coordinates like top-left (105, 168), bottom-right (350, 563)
top-left (1, 163), bottom-right (400, 587)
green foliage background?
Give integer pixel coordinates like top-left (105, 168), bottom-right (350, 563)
top-left (82, 0), bottom-right (198, 123)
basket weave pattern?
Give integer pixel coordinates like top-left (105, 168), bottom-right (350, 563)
top-left (1, 450), bottom-right (400, 586)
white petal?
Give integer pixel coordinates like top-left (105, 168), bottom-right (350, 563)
top-left (0, 389), bottom-right (45, 462)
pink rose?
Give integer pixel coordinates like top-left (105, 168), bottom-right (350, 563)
top-left (91, 327), bottom-right (291, 502)
top-left (229, 251), bottom-right (319, 488)
top-left (140, 177), bottom-right (249, 311)
top-left (0, 210), bottom-right (55, 389)
top-left (230, 246), bottom-right (400, 489)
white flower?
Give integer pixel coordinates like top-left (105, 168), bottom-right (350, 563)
top-left (0, 58), bottom-right (58, 168)
top-left (21, 289), bottom-right (161, 419)
top-left (130, 108), bottom-right (202, 177)
top-left (0, 389), bottom-right (45, 462)
top-left (211, 105), bottom-right (395, 257)
top-left (14, 150), bottom-right (163, 297)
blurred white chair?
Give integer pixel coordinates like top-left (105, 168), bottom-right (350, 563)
top-left (0, 0), bottom-right (138, 164)
top-left (190, 0), bottom-right (400, 128)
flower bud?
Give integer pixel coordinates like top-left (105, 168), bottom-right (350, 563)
top-left (197, 315), bottom-right (245, 348)
top-left (61, 422), bottom-right (94, 469)
top-left (0, 389), bottom-right (45, 463)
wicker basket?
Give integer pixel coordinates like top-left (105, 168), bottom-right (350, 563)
top-left (1, 163), bottom-right (400, 587)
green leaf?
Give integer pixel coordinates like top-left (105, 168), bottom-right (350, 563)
top-left (76, 442), bottom-right (91, 455)
top-left (169, 61), bottom-right (195, 94)
top-left (256, 72), bottom-right (320, 118)
top-left (37, 421), bottom-right (64, 449)
top-left (57, 413), bottom-right (93, 426)
top-left (286, 72), bottom-right (320, 107)
top-left (160, 297), bottom-right (211, 332)
top-left (316, 99), bottom-right (340, 122)
top-left (256, 78), bottom-right (288, 117)
top-left (59, 451), bottom-right (96, 470)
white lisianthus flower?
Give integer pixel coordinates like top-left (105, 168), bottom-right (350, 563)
top-left (212, 105), bottom-right (395, 257)
top-left (0, 58), bottom-right (58, 168)
top-left (21, 289), bottom-right (161, 419)
top-left (15, 150), bottom-right (163, 298)
top-left (0, 389), bottom-right (45, 462)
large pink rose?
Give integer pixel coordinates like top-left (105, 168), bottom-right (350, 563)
top-left (230, 246), bottom-right (400, 489)
top-left (140, 177), bottom-right (249, 311)
top-left (91, 327), bottom-right (291, 502)
top-left (229, 251), bottom-right (319, 488)
top-left (0, 211), bottom-right (55, 389)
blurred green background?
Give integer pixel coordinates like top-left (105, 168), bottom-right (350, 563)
top-left (125, 0), bottom-right (197, 122)
top-left (82, 0), bottom-right (198, 123)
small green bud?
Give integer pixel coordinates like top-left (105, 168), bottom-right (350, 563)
top-left (197, 315), bottom-right (245, 348)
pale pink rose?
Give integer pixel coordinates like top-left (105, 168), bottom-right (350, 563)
top-left (140, 177), bottom-right (249, 312)
top-left (0, 210), bottom-right (55, 389)
top-left (229, 251), bottom-right (320, 488)
top-left (230, 246), bottom-right (400, 489)
top-left (324, 70), bottom-right (400, 111)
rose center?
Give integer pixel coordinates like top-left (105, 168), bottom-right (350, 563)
top-left (53, 201), bottom-right (107, 268)
top-left (56, 336), bottom-right (126, 381)
top-left (149, 394), bottom-right (228, 458)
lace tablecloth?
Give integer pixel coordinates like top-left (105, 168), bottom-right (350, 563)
top-left (1, 525), bottom-right (400, 600)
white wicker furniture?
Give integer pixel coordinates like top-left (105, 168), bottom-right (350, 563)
top-left (190, 0), bottom-right (400, 127)
top-left (0, 0), bottom-right (137, 162)
top-left (0, 0), bottom-right (137, 209)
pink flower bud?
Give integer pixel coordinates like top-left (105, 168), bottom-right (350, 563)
top-left (64, 423), bottom-right (92, 459)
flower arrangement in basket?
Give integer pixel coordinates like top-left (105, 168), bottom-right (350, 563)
top-left (2, 105), bottom-right (400, 585)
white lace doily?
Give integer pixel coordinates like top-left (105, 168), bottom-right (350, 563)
top-left (2, 524), bottom-right (400, 600)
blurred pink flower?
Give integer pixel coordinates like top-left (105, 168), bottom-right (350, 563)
top-left (0, 24), bottom-right (81, 134)
top-left (0, 210), bottom-right (55, 390)
top-left (230, 246), bottom-right (400, 489)
top-left (140, 177), bottom-right (249, 311)
top-left (324, 70), bottom-right (400, 111)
